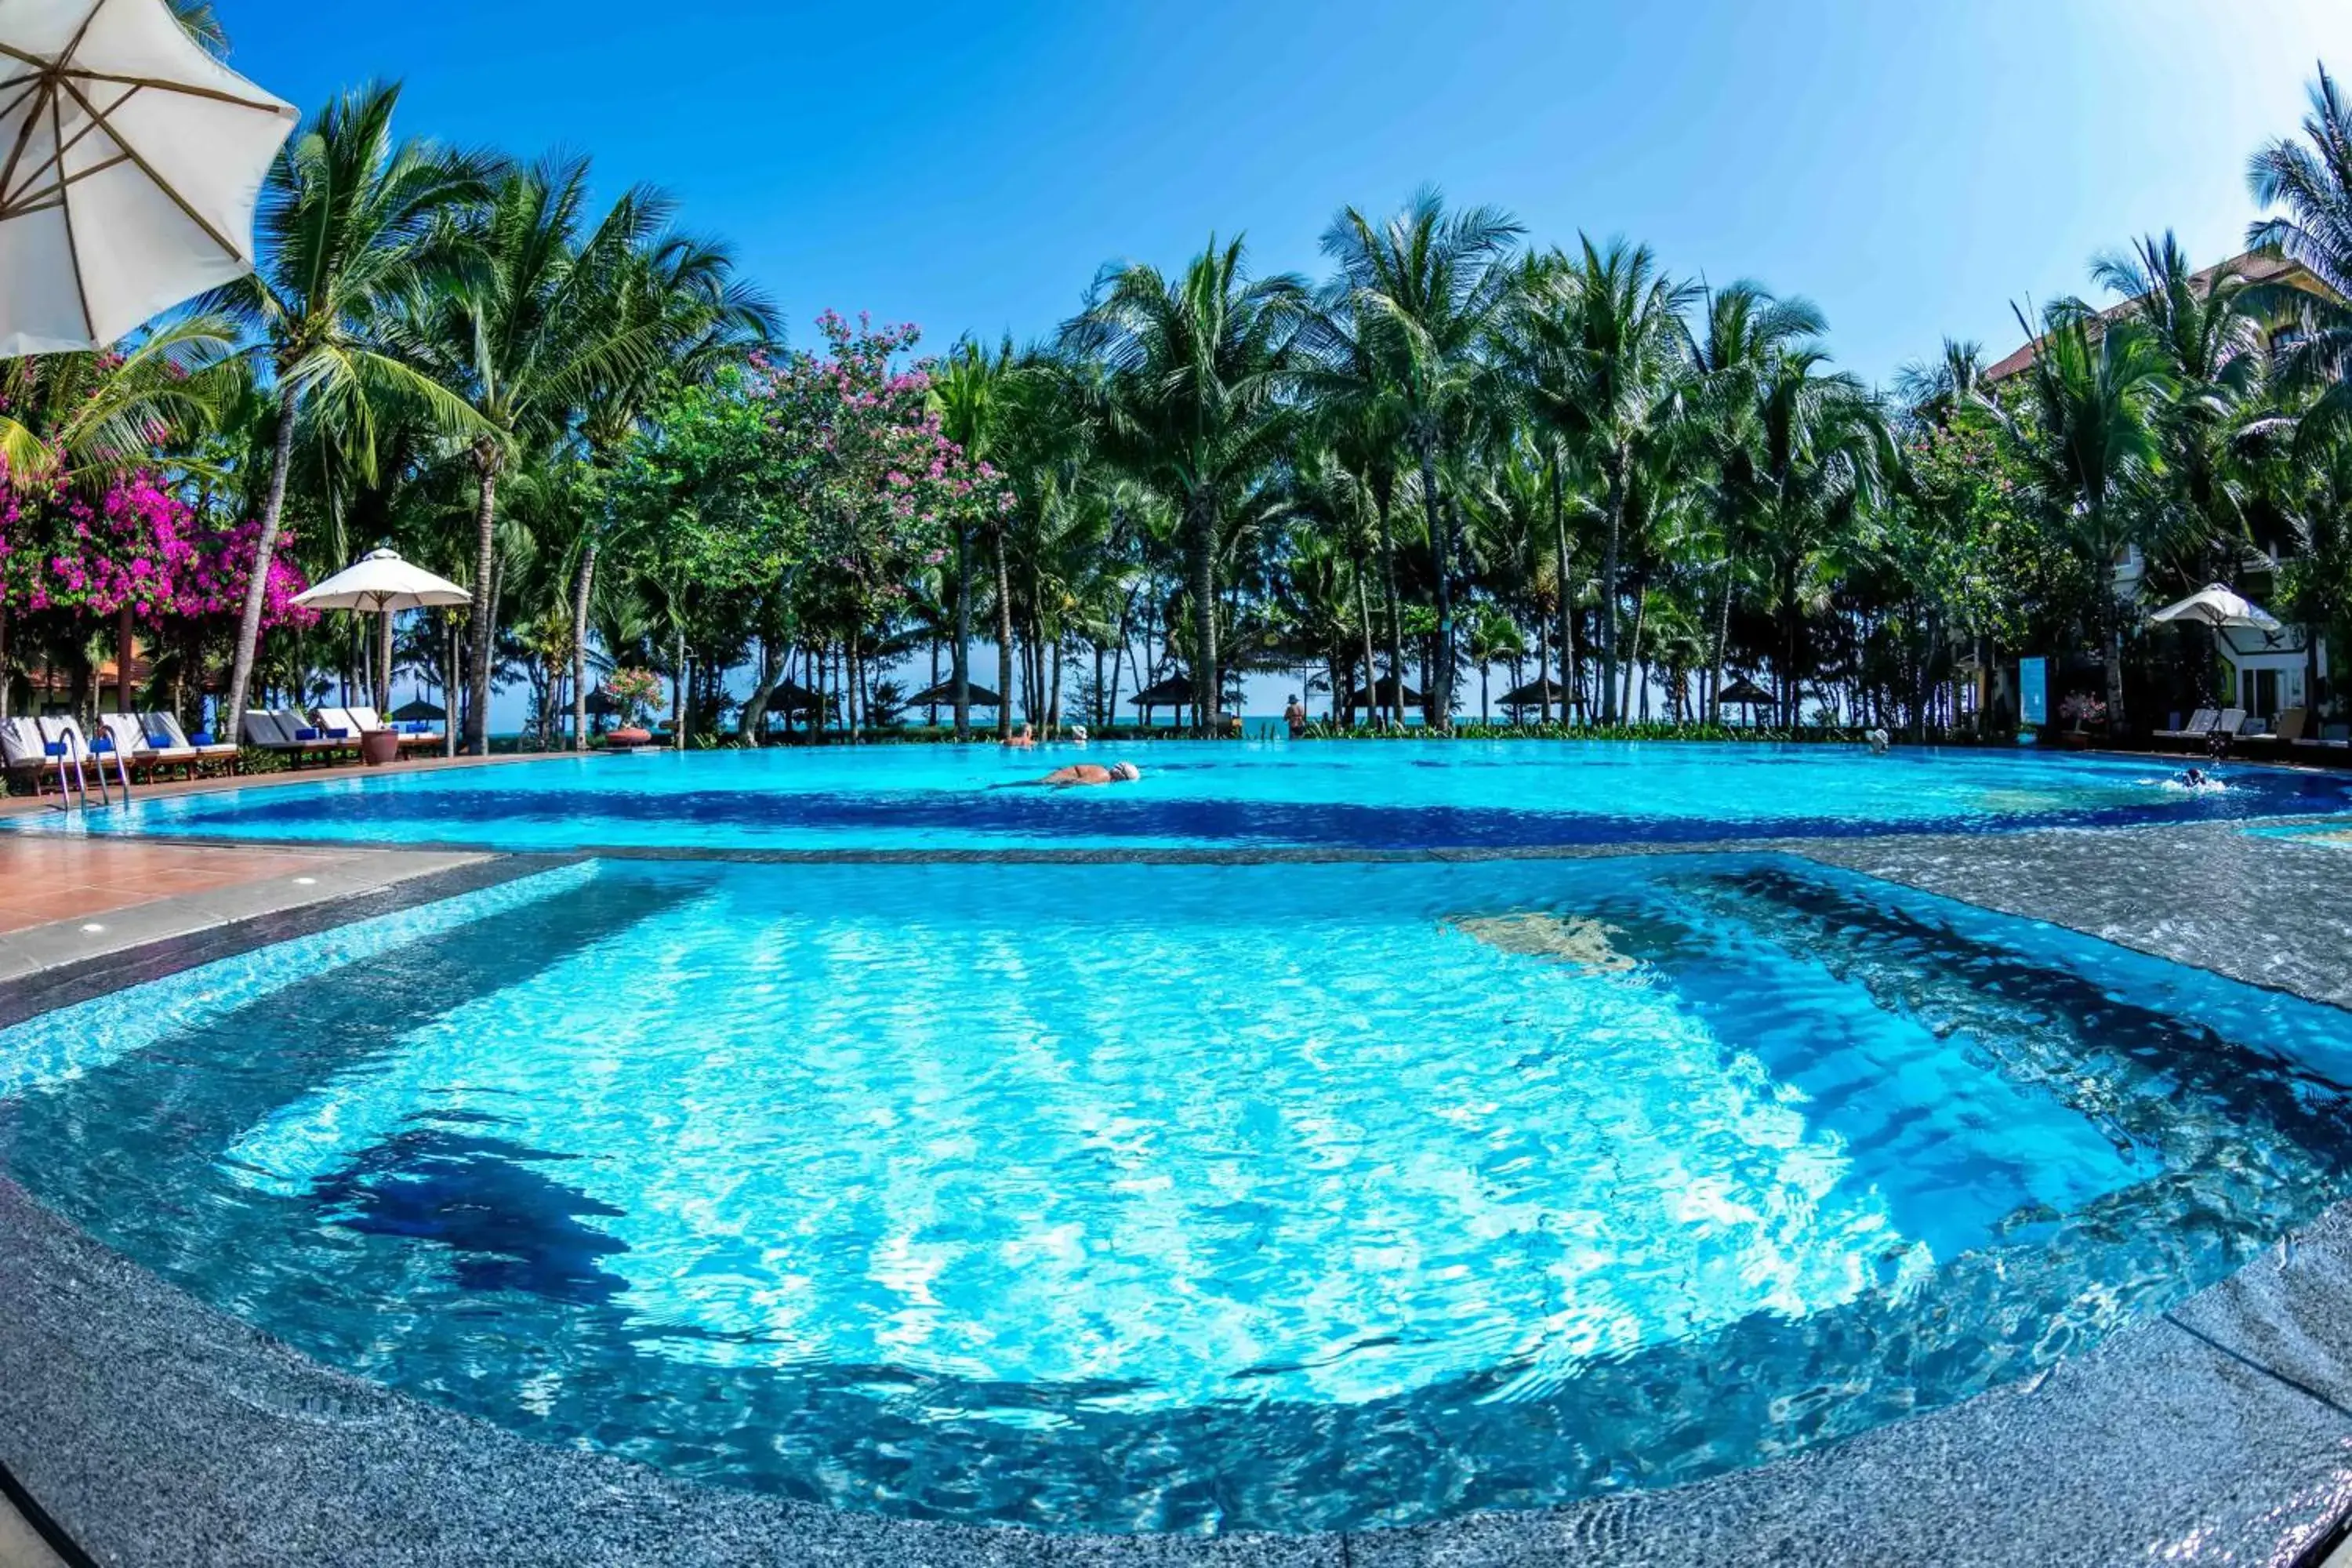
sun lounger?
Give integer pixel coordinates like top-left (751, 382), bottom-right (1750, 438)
top-left (98, 712), bottom-right (195, 781)
top-left (278, 707), bottom-right (359, 764)
top-left (2273, 708), bottom-right (2310, 743)
top-left (2152, 708), bottom-right (2218, 742)
top-left (2296, 720), bottom-right (2352, 752)
top-left (339, 706), bottom-right (440, 753)
top-left (144, 712), bottom-right (238, 775)
top-left (243, 710), bottom-right (324, 768)
top-left (0, 717), bottom-right (60, 794)
top-left (245, 709), bottom-right (353, 769)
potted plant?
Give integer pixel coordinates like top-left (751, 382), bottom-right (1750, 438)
top-left (602, 669), bottom-right (664, 749)
top-left (2056, 691), bottom-right (2106, 749)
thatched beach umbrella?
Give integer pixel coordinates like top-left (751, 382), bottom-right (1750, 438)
top-left (1496, 676), bottom-right (1567, 717)
top-left (1346, 674), bottom-right (1423, 710)
top-left (906, 679), bottom-right (1000, 709)
top-left (1715, 674), bottom-right (1773, 724)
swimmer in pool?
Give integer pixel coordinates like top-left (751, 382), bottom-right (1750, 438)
top-left (996, 760), bottom-right (1143, 789)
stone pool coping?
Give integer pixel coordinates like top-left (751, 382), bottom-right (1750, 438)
top-left (5, 819), bottom-right (2352, 1564)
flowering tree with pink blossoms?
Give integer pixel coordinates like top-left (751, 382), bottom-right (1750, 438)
top-left (0, 463), bottom-right (314, 720)
top-left (757, 313), bottom-right (1012, 739)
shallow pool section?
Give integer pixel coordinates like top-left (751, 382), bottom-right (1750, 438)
top-left (3, 855), bottom-right (2350, 1532)
top-left (24, 741), bottom-right (2350, 852)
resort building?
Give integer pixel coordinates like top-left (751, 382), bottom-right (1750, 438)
top-left (1987, 250), bottom-right (2338, 727)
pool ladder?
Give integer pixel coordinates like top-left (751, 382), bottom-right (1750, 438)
top-left (45, 725), bottom-right (132, 812)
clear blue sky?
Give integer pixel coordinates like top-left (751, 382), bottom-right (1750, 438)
top-left (217, 0), bottom-right (2352, 390)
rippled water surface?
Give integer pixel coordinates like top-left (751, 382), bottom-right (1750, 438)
top-left (5, 855), bottom-right (2350, 1531)
top-left (22, 740), bottom-right (2351, 851)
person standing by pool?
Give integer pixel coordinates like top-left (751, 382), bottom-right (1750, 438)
top-left (1285, 695), bottom-right (1308, 739)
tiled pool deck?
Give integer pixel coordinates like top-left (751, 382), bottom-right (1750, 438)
top-left (5, 800), bottom-right (2352, 1565)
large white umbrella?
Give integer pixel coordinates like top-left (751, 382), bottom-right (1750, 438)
top-left (2148, 583), bottom-right (2284, 635)
top-left (2150, 583), bottom-right (2286, 710)
top-left (0, 0), bottom-right (296, 356)
top-left (295, 548), bottom-right (469, 720)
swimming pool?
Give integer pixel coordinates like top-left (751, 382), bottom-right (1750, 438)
top-left (5, 853), bottom-right (2347, 1533)
top-left (24, 741), bottom-right (2352, 852)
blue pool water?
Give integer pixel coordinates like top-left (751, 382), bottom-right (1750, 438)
top-left (4, 855), bottom-right (2349, 1531)
top-left (19, 740), bottom-right (2350, 852)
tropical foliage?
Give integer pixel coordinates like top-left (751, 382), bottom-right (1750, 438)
top-left (16, 43), bottom-right (2352, 750)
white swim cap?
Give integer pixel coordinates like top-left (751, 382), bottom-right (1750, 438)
top-left (1111, 761), bottom-right (1141, 782)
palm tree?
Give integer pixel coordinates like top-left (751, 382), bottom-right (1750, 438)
top-left (1690, 281), bottom-right (1829, 718)
top-left (2093, 234), bottom-right (2268, 585)
top-left (570, 221), bottom-right (775, 749)
top-left (931, 337), bottom-right (1020, 739)
top-left (426, 158), bottom-right (669, 753)
top-left (1994, 301), bottom-right (2172, 729)
top-left (2247, 64), bottom-right (2352, 427)
top-left (0, 318), bottom-right (242, 490)
top-left (168, 0), bottom-right (228, 53)
top-left (208, 82), bottom-right (493, 743)
top-left (1512, 238), bottom-right (1698, 720)
top-left (1065, 238), bottom-right (1309, 734)
top-left (1893, 337), bottom-right (1986, 428)
top-left (1316, 189), bottom-right (1523, 725)
top-left (1744, 348), bottom-right (1889, 724)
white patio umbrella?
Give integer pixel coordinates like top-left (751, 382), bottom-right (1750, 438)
top-left (2148, 583), bottom-right (2284, 636)
top-left (2150, 583), bottom-right (2286, 712)
top-left (294, 548), bottom-right (469, 721)
top-left (0, 0), bottom-right (296, 356)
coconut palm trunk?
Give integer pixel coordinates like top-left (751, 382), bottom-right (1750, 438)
top-left (1418, 438), bottom-right (1453, 728)
top-left (571, 540), bottom-right (595, 751)
top-left (953, 523), bottom-right (973, 740)
top-left (1597, 448), bottom-right (1628, 724)
top-left (465, 441), bottom-right (502, 755)
top-left (1710, 562), bottom-right (1735, 723)
top-left (223, 380), bottom-right (300, 745)
top-left (992, 523), bottom-right (1015, 739)
top-left (1186, 495), bottom-right (1219, 735)
top-left (1372, 477), bottom-right (1406, 727)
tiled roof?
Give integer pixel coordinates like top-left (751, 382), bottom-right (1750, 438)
top-left (1980, 250), bottom-right (2332, 383)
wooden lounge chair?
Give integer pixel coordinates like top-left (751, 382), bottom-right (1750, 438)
top-left (98, 713), bottom-right (202, 781)
top-left (242, 710), bottom-right (315, 768)
top-left (143, 712), bottom-right (239, 776)
top-left (278, 707), bottom-right (359, 766)
top-left (245, 709), bottom-right (354, 769)
top-left (342, 706), bottom-right (441, 754)
top-left (0, 717), bottom-right (60, 795)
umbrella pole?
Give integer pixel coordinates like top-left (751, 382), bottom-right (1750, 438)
top-left (378, 607), bottom-right (394, 714)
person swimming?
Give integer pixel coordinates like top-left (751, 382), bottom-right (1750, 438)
top-left (1004, 721), bottom-right (1035, 749)
top-left (998, 760), bottom-right (1143, 788)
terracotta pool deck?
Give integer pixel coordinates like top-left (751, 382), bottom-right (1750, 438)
top-left (0, 750), bottom-right (571, 971)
